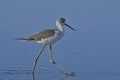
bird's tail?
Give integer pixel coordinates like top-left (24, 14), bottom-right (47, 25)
top-left (16, 38), bottom-right (24, 40)
top-left (15, 38), bottom-right (32, 41)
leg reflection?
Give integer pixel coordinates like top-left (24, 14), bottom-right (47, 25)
top-left (32, 72), bottom-right (35, 80)
top-left (60, 75), bottom-right (70, 80)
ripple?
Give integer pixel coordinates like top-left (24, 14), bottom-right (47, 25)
top-left (0, 65), bottom-right (61, 80)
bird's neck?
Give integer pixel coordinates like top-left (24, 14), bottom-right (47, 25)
top-left (56, 22), bottom-right (64, 31)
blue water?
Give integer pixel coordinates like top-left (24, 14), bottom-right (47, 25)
top-left (0, 0), bottom-right (120, 80)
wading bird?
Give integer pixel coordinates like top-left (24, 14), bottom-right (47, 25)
top-left (17, 18), bottom-right (76, 77)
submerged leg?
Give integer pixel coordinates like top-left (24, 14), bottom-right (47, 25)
top-left (32, 44), bottom-right (46, 74)
top-left (49, 44), bottom-right (75, 76)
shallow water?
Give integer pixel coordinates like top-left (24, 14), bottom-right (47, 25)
top-left (0, 65), bottom-right (72, 80)
top-left (0, 0), bottom-right (120, 80)
top-left (0, 65), bottom-right (120, 80)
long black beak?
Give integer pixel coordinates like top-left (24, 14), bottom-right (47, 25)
top-left (65, 24), bottom-right (76, 31)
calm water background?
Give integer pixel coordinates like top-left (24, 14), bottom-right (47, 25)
top-left (0, 0), bottom-right (120, 80)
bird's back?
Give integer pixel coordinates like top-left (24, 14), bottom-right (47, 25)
top-left (18, 29), bottom-right (56, 41)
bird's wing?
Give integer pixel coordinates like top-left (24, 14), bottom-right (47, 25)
top-left (17, 29), bottom-right (55, 41)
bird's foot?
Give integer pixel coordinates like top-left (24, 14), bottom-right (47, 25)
top-left (65, 72), bottom-right (76, 76)
top-left (50, 60), bottom-right (56, 64)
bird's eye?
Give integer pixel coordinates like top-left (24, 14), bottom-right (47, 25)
top-left (59, 18), bottom-right (65, 23)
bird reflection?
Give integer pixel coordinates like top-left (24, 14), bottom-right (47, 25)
top-left (60, 75), bottom-right (71, 80)
top-left (0, 65), bottom-right (75, 80)
top-left (32, 72), bottom-right (75, 80)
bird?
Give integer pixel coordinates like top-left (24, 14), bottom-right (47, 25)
top-left (17, 18), bottom-right (76, 77)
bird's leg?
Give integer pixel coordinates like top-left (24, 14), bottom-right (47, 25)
top-left (49, 45), bottom-right (75, 76)
top-left (49, 44), bottom-right (56, 64)
top-left (32, 44), bottom-right (46, 74)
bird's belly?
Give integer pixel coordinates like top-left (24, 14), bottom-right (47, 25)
top-left (36, 32), bottom-right (64, 45)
